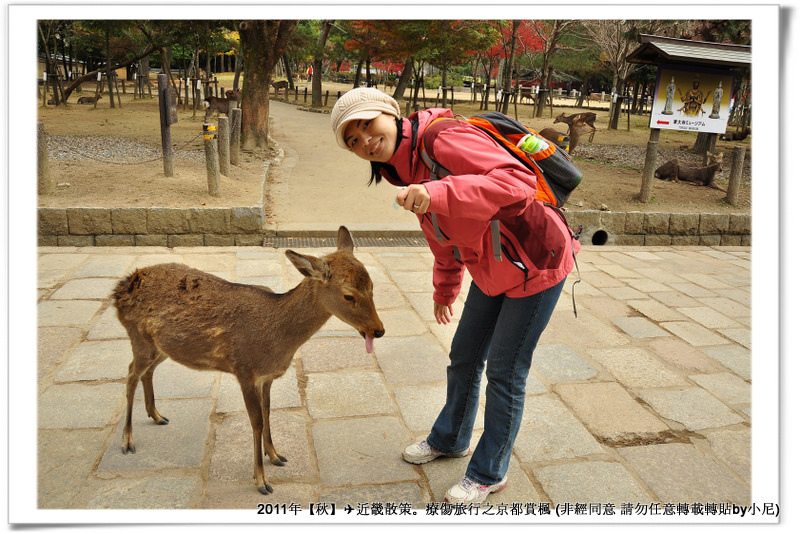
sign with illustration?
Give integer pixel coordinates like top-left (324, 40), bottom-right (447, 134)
top-left (649, 66), bottom-right (736, 134)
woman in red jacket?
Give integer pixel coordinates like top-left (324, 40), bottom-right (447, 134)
top-left (331, 87), bottom-right (579, 504)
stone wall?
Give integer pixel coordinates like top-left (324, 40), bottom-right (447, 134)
top-left (37, 207), bottom-right (750, 247)
top-left (567, 210), bottom-right (751, 246)
top-left (38, 206), bottom-right (266, 247)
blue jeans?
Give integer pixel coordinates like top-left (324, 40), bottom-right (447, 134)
top-left (426, 278), bottom-right (566, 485)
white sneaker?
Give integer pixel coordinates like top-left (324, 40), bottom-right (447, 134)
top-left (402, 439), bottom-right (470, 465)
top-left (444, 475), bottom-right (508, 504)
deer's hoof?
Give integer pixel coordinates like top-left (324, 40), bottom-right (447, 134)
top-left (122, 443), bottom-right (136, 454)
top-left (271, 456), bottom-right (287, 467)
top-left (157, 418), bottom-right (169, 425)
top-left (258, 483), bottom-right (274, 495)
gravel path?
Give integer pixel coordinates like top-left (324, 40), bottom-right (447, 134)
top-left (46, 134), bottom-right (206, 165)
top-left (45, 133), bottom-right (751, 183)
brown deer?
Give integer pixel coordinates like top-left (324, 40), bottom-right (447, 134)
top-left (518, 88), bottom-right (535, 104)
top-left (654, 151), bottom-right (725, 190)
top-left (538, 111), bottom-right (597, 154)
top-left (224, 88), bottom-right (241, 102)
top-left (202, 94), bottom-right (237, 121)
top-left (719, 127), bottom-right (750, 141)
top-left (555, 112), bottom-right (597, 143)
top-left (112, 227), bottom-right (385, 495)
top-left (77, 95), bottom-right (102, 104)
top-left (271, 80), bottom-right (289, 93)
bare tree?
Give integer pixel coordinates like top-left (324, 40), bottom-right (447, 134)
top-left (582, 20), bottom-right (673, 128)
top-left (526, 20), bottom-right (576, 118)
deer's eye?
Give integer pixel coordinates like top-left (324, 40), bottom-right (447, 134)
top-left (344, 295), bottom-right (355, 302)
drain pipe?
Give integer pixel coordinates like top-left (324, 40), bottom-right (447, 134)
top-left (591, 230), bottom-right (609, 246)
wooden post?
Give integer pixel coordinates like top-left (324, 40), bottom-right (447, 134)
top-left (230, 108), bottom-right (241, 166)
top-left (38, 122), bottom-right (53, 195)
top-left (113, 73), bottom-right (122, 107)
top-left (639, 128), bottom-right (661, 203)
top-left (218, 116), bottom-right (230, 176)
top-left (727, 145), bottom-right (746, 206)
top-left (204, 123), bottom-right (221, 197)
top-left (93, 73), bottom-right (102, 109)
top-left (157, 73), bottom-right (174, 177)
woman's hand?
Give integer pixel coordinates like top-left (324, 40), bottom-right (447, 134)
top-left (396, 184), bottom-right (430, 214)
top-left (434, 302), bottom-right (454, 325)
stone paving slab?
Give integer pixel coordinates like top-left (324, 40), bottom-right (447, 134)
top-left (636, 387), bottom-right (745, 431)
top-left (98, 398), bottom-right (214, 470)
top-left (515, 395), bottom-right (605, 462)
top-left (588, 347), bottom-right (687, 388)
top-left (28, 244), bottom-right (757, 517)
top-left (617, 443), bottom-right (750, 505)
top-left (533, 461), bottom-right (653, 507)
top-left (312, 416), bottom-right (418, 487)
top-left (555, 382), bottom-right (671, 440)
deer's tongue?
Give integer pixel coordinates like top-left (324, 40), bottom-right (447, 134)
top-left (365, 335), bottom-right (375, 354)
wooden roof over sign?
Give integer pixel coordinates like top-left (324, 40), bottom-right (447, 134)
top-left (627, 34), bottom-right (751, 68)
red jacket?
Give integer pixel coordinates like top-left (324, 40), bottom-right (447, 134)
top-left (384, 108), bottom-right (580, 306)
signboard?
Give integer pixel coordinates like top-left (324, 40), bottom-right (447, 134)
top-left (649, 65), bottom-right (736, 134)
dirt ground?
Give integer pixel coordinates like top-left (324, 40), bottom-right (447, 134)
top-left (36, 78), bottom-right (751, 215)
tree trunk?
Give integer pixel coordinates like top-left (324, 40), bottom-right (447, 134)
top-left (239, 20), bottom-right (298, 150)
top-left (692, 132), bottom-right (714, 154)
top-left (312, 20), bottom-right (332, 107)
top-left (393, 60), bottom-right (414, 101)
top-left (282, 52), bottom-right (295, 90)
top-left (609, 79), bottom-right (626, 129)
top-left (501, 20), bottom-right (520, 116)
top-left (233, 43), bottom-right (243, 91)
top-left (105, 23), bottom-right (115, 108)
top-left (354, 59), bottom-right (364, 87)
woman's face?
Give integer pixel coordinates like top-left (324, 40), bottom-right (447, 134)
top-left (342, 113), bottom-right (397, 163)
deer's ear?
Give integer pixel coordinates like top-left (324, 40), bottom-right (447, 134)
top-left (337, 226), bottom-right (355, 253)
top-left (286, 250), bottom-right (331, 281)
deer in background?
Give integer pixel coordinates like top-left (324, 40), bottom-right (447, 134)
top-left (539, 112), bottom-right (597, 153)
top-left (77, 95), bottom-right (102, 105)
top-left (112, 227), bottom-right (385, 495)
top-left (271, 80), bottom-right (289, 94)
top-left (654, 151), bottom-right (725, 190)
top-left (719, 127), bottom-right (751, 141)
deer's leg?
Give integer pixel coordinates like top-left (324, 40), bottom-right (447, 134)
top-left (122, 360), bottom-right (141, 454)
top-left (141, 352), bottom-right (169, 425)
top-left (239, 380), bottom-right (272, 495)
top-left (121, 335), bottom-right (159, 454)
top-left (260, 379), bottom-right (288, 466)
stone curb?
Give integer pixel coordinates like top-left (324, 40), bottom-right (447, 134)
top-left (38, 206), bottom-right (751, 247)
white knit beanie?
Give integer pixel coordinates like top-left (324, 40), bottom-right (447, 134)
top-left (331, 87), bottom-right (401, 149)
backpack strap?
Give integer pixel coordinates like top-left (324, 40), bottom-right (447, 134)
top-left (419, 118), bottom-right (502, 262)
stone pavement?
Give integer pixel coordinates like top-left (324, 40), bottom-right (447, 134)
top-left (35, 242), bottom-right (753, 514)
